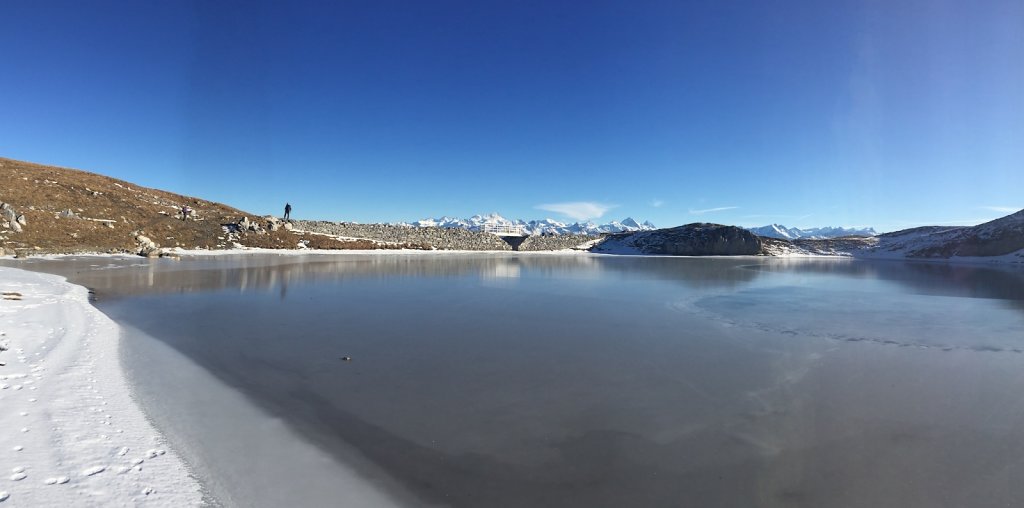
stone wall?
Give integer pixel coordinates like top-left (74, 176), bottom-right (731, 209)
top-left (517, 234), bottom-right (599, 251)
top-left (293, 221), bottom-right (513, 251)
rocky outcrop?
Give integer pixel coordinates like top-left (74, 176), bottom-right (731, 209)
top-left (594, 223), bottom-right (763, 256)
top-left (236, 216), bottom-right (253, 232)
top-left (134, 232), bottom-right (161, 257)
top-left (266, 216), bottom-right (281, 232)
top-left (1, 202), bottom-right (24, 233)
top-left (230, 216), bottom-right (287, 235)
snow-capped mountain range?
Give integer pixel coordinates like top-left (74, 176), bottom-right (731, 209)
top-left (397, 213), bottom-right (656, 235)
top-left (747, 224), bottom-right (877, 240)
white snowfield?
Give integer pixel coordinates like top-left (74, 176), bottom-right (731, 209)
top-left (0, 267), bottom-right (202, 506)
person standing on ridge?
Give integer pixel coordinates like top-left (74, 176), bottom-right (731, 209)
top-left (284, 203), bottom-right (292, 222)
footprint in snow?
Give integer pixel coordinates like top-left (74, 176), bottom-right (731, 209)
top-left (117, 447), bottom-right (129, 457)
top-left (0, 491), bottom-right (9, 502)
top-left (10, 472), bottom-right (26, 481)
top-left (82, 466), bottom-right (106, 476)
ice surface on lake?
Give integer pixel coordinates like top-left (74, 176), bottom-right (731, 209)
top-left (7, 254), bottom-right (1024, 507)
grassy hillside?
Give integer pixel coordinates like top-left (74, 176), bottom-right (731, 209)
top-left (0, 157), bottom-right (404, 256)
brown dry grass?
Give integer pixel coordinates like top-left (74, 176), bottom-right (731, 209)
top-left (0, 157), bottom-right (412, 255)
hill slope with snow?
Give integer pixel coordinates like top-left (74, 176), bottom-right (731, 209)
top-left (864, 210), bottom-right (1024, 260)
top-left (760, 210), bottom-right (1024, 263)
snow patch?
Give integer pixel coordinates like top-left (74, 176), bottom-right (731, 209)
top-left (0, 267), bottom-right (202, 505)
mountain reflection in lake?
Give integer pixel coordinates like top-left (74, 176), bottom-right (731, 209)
top-left (8, 253), bottom-right (1024, 507)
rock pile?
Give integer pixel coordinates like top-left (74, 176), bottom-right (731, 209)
top-left (231, 216), bottom-right (288, 235)
top-left (133, 232), bottom-right (161, 257)
top-left (293, 221), bottom-right (514, 251)
top-left (1, 202), bottom-right (26, 233)
top-left (518, 234), bottom-right (599, 251)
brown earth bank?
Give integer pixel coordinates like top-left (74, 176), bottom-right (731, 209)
top-left (0, 157), bottom-right (424, 256)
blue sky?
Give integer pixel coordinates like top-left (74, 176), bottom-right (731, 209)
top-left (1, 0), bottom-right (1021, 232)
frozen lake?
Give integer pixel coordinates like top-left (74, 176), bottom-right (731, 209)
top-left (10, 253), bottom-right (1024, 507)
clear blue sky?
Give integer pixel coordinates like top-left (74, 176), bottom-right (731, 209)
top-left (1, 0), bottom-right (1021, 231)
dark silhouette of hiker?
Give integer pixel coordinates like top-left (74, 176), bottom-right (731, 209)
top-left (284, 203), bottom-right (292, 221)
top-left (181, 205), bottom-right (191, 221)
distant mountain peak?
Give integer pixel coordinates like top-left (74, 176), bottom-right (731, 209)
top-left (747, 224), bottom-right (877, 240)
top-left (399, 214), bottom-right (656, 235)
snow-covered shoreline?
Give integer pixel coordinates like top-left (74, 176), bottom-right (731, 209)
top-left (0, 267), bottom-right (202, 506)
